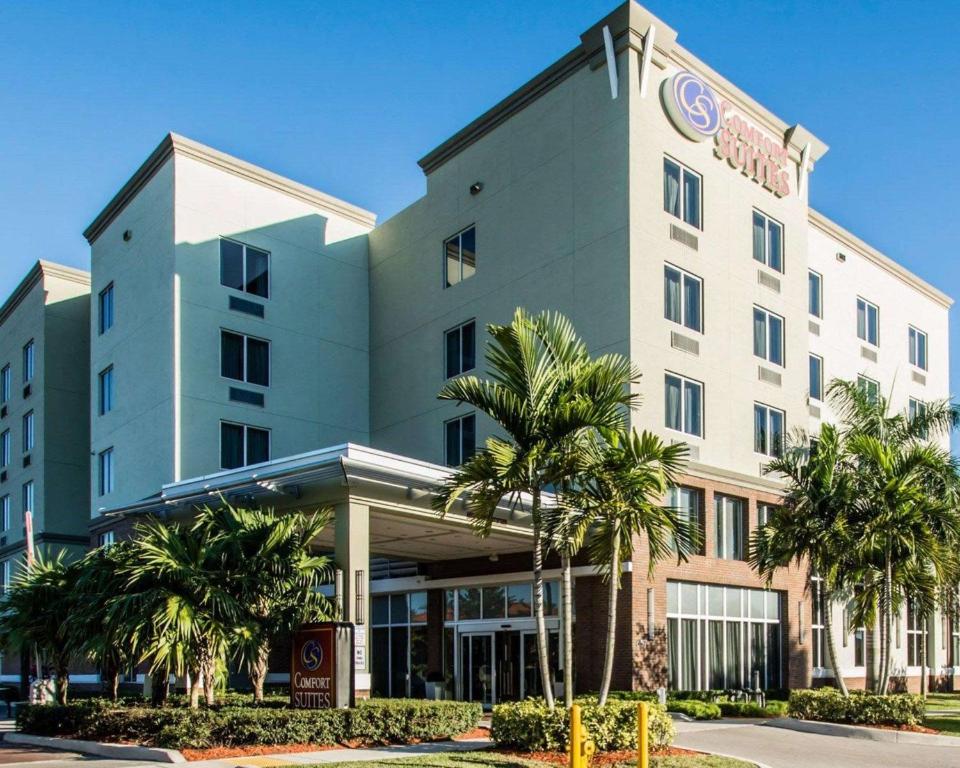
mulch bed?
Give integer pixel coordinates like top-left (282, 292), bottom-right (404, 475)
top-left (181, 744), bottom-right (340, 761)
top-left (861, 722), bottom-right (940, 735)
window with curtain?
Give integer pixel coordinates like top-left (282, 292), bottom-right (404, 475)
top-left (664, 265), bottom-right (703, 332)
top-left (856, 297), bottom-right (879, 346)
top-left (22, 340), bottom-right (34, 383)
top-left (753, 307), bottom-right (784, 366)
top-left (220, 421), bottom-right (270, 469)
top-left (99, 366), bottom-right (114, 415)
top-left (808, 354), bottom-right (823, 401)
top-left (908, 326), bottom-right (928, 370)
top-left (0, 430), bottom-right (9, 468)
top-left (664, 373), bottom-right (703, 437)
top-left (663, 157), bottom-right (701, 229)
top-left (444, 413), bottom-right (476, 466)
top-left (0, 365), bottom-right (9, 405)
top-left (667, 486), bottom-right (705, 555)
top-left (221, 330), bottom-right (270, 387)
top-left (808, 270), bottom-right (822, 318)
top-left (857, 375), bottom-right (879, 404)
top-left (909, 399), bottom-right (928, 439)
top-left (715, 495), bottom-right (746, 560)
top-left (98, 447), bottom-right (114, 496)
top-left (445, 320), bottom-right (476, 378)
top-left (444, 226), bottom-right (477, 287)
top-left (752, 211), bottom-right (784, 272)
top-left (220, 239), bottom-right (270, 298)
top-left (753, 403), bottom-right (784, 457)
top-left (907, 599), bottom-right (924, 667)
top-left (99, 283), bottom-right (115, 334)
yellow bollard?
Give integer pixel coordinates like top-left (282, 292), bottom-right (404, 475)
top-left (569, 704), bottom-right (582, 768)
top-left (637, 701), bottom-right (649, 768)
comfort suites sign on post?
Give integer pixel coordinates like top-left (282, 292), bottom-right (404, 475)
top-left (661, 70), bottom-right (791, 197)
top-left (291, 622), bottom-right (355, 708)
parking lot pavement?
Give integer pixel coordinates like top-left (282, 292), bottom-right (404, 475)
top-left (673, 719), bottom-right (960, 768)
top-left (0, 741), bottom-right (151, 768)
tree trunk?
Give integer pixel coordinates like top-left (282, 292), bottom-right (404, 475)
top-left (54, 655), bottom-right (69, 705)
top-left (874, 601), bottom-right (886, 695)
top-left (150, 669), bottom-right (169, 706)
top-left (821, 587), bottom-right (849, 697)
top-left (251, 640), bottom-right (270, 703)
top-left (598, 533), bottom-right (620, 706)
top-left (203, 661), bottom-right (216, 706)
top-left (189, 666), bottom-right (202, 709)
top-left (531, 489), bottom-right (555, 709)
top-left (879, 552), bottom-right (894, 695)
top-left (101, 656), bottom-right (121, 701)
top-left (561, 553), bottom-right (573, 709)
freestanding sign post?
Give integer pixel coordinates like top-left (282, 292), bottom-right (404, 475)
top-left (291, 622), bottom-right (355, 709)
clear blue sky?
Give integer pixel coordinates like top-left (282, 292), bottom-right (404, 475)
top-left (2, 0), bottom-right (958, 442)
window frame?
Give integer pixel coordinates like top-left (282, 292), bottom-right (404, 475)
top-left (220, 329), bottom-right (271, 388)
top-left (808, 270), bottom-right (823, 318)
top-left (0, 364), bottom-right (10, 404)
top-left (98, 530), bottom-right (116, 548)
top-left (808, 353), bottom-right (824, 402)
top-left (0, 430), bottom-right (9, 468)
top-left (1, 495), bottom-right (9, 532)
top-left (857, 375), bottom-right (880, 404)
top-left (98, 283), bottom-right (115, 335)
top-left (753, 402), bottom-right (785, 458)
top-left (752, 209), bottom-right (784, 273)
top-left (98, 365), bottom-right (114, 415)
top-left (664, 263), bottom-right (704, 333)
top-left (219, 420), bottom-right (271, 470)
top-left (753, 306), bottom-right (785, 367)
top-left (444, 319), bottom-right (477, 379)
top-left (219, 238), bottom-right (271, 299)
top-left (906, 599), bottom-right (924, 668)
top-left (443, 412), bottom-right (476, 467)
top-left (98, 447), bottom-right (115, 497)
top-left (443, 225), bottom-right (477, 288)
top-left (22, 411), bottom-right (34, 453)
top-left (22, 480), bottom-right (34, 514)
top-left (908, 326), bottom-right (928, 370)
top-left (664, 372), bottom-right (704, 438)
top-left (856, 297), bottom-right (880, 346)
top-left (663, 156), bottom-right (703, 230)
top-left (22, 340), bottom-right (34, 383)
top-left (714, 494), bottom-right (748, 561)
top-left (667, 485), bottom-right (706, 556)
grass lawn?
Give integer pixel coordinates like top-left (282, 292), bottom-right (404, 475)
top-left (925, 715), bottom-right (960, 737)
top-left (926, 693), bottom-right (960, 711)
top-left (301, 752), bottom-right (754, 768)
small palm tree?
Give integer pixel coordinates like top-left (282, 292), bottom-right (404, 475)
top-left (0, 553), bottom-right (80, 704)
top-left (751, 423), bottom-right (855, 696)
top-left (434, 308), bottom-right (639, 709)
top-left (557, 429), bottom-right (691, 705)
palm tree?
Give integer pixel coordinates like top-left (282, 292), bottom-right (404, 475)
top-left (751, 423), bottom-right (856, 696)
top-left (434, 309), bottom-right (639, 709)
top-left (0, 553), bottom-right (80, 704)
top-left (557, 428), bottom-right (692, 705)
top-left (194, 501), bottom-right (336, 702)
top-left (829, 379), bottom-right (960, 694)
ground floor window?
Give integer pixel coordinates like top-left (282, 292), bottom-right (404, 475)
top-left (666, 581), bottom-right (782, 691)
top-left (371, 592), bottom-right (428, 698)
top-left (907, 598), bottom-right (923, 667)
top-left (952, 614), bottom-right (959, 667)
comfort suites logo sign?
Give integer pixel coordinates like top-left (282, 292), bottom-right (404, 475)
top-left (292, 625), bottom-right (336, 708)
top-left (661, 71), bottom-right (791, 197)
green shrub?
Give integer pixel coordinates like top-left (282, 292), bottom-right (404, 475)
top-left (16, 699), bottom-right (480, 750)
top-left (666, 700), bottom-right (721, 720)
top-left (606, 691), bottom-right (658, 703)
top-left (788, 688), bottom-right (925, 726)
top-left (491, 697), bottom-right (675, 752)
top-left (716, 700), bottom-right (786, 718)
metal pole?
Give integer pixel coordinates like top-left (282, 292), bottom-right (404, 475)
top-left (638, 702), bottom-right (649, 768)
top-left (570, 704), bottom-right (581, 768)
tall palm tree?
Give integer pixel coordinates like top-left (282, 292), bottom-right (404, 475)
top-left (751, 423), bottom-right (856, 696)
top-left (557, 428), bottom-right (691, 705)
top-left (434, 309), bottom-right (639, 709)
top-left (194, 501), bottom-right (336, 702)
top-left (0, 553), bottom-right (80, 704)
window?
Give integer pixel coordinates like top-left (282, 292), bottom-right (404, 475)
top-left (220, 422), bottom-right (270, 470)
top-left (98, 448), bottom-right (114, 496)
top-left (0, 365), bottom-right (9, 404)
top-left (22, 341), bottom-right (34, 383)
top-left (0, 430), bottom-right (9, 468)
top-left (908, 326), bottom-right (928, 370)
top-left (370, 591), bottom-right (429, 698)
top-left (909, 399), bottom-right (928, 439)
top-left (808, 270), bottom-right (822, 318)
top-left (667, 486), bottom-right (705, 555)
top-left (754, 403), bottom-right (784, 458)
top-left (752, 211), bottom-right (783, 272)
top-left (857, 375), bottom-right (879, 404)
top-left (715, 495), bottom-right (747, 560)
top-left (753, 307), bottom-right (784, 366)
top-left (0, 560), bottom-right (8, 595)
top-left (757, 504), bottom-right (779, 528)
top-left (22, 480), bottom-right (33, 514)
top-left (811, 576), bottom-right (825, 669)
top-left (664, 265), bottom-right (703, 333)
top-left (664, 373), bottom-right (703, 437)
top-left (1, 495), bottom-right (8, 532)
top-left (952, 610), bottom-right (959, 668)
top-left (443, 226), bottom-right (476, 287)
top-left (907, 599), bottom-right (924, 667)
top-left (445, 320), bottom-right (476, 378)
top-left (22, 411), bottom-right (34, 453)
top-left (444, 413), bottom-right (476, 467)
top-left (98, 366), bottom-right (114, 415)
top-left (663, 157), bottom-right (701, 229)
top-left (220, 239), bottom-right (269, 298)
top-left (221, 331), bottom-right (270, 387)
top-left (98, 283), bottom-right (115, 334)
top-left (98, 530), bottom-right (115, 549)
top-left (666, 581), bottom-right (782, 692)
top-left (808, 354), bottom-right (823, 401)
top-left (857, 297), bottom-right (879, 346)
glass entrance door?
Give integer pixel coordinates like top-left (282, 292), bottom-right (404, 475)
top-left (460, 633), bottom-right (494, 708)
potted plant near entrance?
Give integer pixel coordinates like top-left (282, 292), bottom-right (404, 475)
top-left (425, 671), bottom-right (446, 700)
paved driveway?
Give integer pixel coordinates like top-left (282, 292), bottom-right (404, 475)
top-left (674, 720), bottom-right (960, 768)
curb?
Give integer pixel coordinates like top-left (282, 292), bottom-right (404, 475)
top-left (3, 732), bottom-right (187, 762)
top-left (766, 717), bottom-right (960, 747)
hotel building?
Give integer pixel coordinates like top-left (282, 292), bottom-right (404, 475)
top-left (2, 1), bottom-right (956, 697)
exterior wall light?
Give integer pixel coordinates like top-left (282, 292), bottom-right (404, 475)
top-left (469, 182), bottom-right (483, 195)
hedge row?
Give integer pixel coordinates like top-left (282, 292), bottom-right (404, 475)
top-left (490, 698), bottom-right (675, 752)
top-left (17, 699), bottom-right (481, 750)
top-left (788, 688), bottom-right (926, 726)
